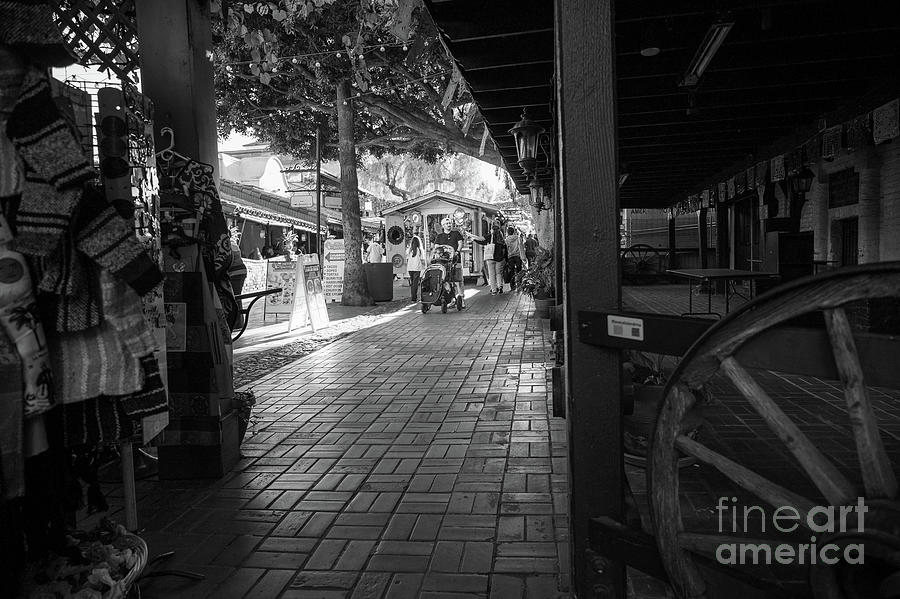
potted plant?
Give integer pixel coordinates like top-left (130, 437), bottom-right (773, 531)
top-left (622, 350), bottom-right (703, 467)
top-left (513, 248), bottom-right (556, 317)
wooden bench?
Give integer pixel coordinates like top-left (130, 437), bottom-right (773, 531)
top-left (231, 287), bottom-right (283, 341)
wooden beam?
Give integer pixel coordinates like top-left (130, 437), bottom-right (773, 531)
top-left (668, 212), bottom-right (678, 270)
top-left (557, 0), bottom-right (624, 596)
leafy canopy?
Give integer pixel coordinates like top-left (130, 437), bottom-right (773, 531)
top-left (212, 0), bottom-right (500, 166)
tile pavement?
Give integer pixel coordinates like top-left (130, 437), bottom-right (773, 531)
top-left (119, 287), bottom-right (571, 599)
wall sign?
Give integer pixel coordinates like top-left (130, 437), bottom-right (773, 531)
top-left (607, 315), bottom-right (644, 341)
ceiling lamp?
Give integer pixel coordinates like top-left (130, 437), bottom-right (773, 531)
top-left (790, 166), bottom-right (815, 195)
top-left (509, 110), bottom-right (545, 176)
top-left (679, 19), bottom-right (734, 87)
top-left (640, 22), bottom-right (661, 57)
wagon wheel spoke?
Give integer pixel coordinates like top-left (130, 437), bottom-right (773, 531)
top-left (675, 435), bottom-right (817, 527)
top-left (719, 356), bottom-right (857, 506)
top-left (824, 307), bottom-right (898, 499)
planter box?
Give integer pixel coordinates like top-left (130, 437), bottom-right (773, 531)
top-left (534, 297), bottom-right (555, 318)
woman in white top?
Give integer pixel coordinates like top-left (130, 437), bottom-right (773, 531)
top-left (406, 235), bottom-right (425, 301)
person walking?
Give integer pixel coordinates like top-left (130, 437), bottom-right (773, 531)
top-left (524, 233), bottom-right (538, 268)
top-left (504, 226), bottom-right (525, 290)
top-left (406, 235), bottom-right (425, 302)
top-left (467, 218), bottom-right (507, 295)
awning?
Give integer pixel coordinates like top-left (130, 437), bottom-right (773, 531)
top-left (220, 197), bottom-right (325, 233)
top-left (219, 178), bottom-right (327, 234)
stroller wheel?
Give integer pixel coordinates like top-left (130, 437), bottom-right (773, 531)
top-left (421, 303), bottom-right (430, 313)
top-left (441, 298), bottom-right (448, 313)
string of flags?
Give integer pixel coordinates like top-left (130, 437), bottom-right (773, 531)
top-left (668, 97), bottom-right (899, 216)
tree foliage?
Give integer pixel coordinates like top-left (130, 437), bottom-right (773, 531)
top-left (211, 0), bottom-right (500, 166)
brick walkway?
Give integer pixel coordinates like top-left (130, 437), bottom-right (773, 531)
top-left (129, 287), bottom-right (571, 599)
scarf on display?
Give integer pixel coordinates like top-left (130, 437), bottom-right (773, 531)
top-left (6, 68), bottom-right (95, 256)
top-left (0, 1), bottom-right (78, 68)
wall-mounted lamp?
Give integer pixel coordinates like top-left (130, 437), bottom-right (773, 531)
top-left (679, 19), bottom-right (734, 87)
top-left (509, 109), bottom-right (545, 176)
top-left (790, 166), bottom-right (815, 195)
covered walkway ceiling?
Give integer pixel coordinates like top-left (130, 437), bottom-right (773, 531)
top-left (427, 0), bottom-right (900, 209)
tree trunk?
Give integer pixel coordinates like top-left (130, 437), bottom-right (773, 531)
top-left (337, 79), bottom-right (374, 306)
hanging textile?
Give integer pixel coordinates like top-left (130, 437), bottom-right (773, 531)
top-left (158, 155), bottom-right (236, 336)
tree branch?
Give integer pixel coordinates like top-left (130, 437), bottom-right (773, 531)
top-left (358, 95), bottom-right (502, 164)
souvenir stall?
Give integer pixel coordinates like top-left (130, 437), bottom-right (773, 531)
top-left (0, 2), bottom-right (175, 596)
top-left (0, 0), bottom-right (238, 595)
top-left (381, 190), bottom-right (501, 279)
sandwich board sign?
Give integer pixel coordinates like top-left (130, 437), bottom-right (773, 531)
top-left (288, 257), bottom-right (310, 331)
top-left (302, 254), bottom-right (330, 331)
top-left (266, 260), bottom-right (298, 316)
top-left (322, 238), bottom-right (345, 302)
top-left (288, 254), bottom-right (331, 332)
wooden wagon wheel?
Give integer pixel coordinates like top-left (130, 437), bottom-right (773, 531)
top-left (623, 243), bottom-right (663, 278)
top-left (648, 262), bottom-right (900, 599)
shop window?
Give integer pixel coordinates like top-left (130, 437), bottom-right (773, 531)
top-left (828, 168), bottom-right (859, 208)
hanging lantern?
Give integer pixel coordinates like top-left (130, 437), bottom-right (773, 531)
top-left (527, 177), bottom-right (545, 211)
top-left (790, 166), bottom-right (815, 195)
top-left (509, 110), bottom-right (544, 176)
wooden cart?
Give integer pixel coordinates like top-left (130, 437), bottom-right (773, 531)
top-left (587, 262), bottom-right (900, 598)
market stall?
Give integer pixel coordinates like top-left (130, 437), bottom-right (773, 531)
top-left (381, 190), bottom-right (501, 279)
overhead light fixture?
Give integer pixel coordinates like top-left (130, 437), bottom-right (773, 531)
top-left (679, 19), bottom-right (734, 87)
top-left (509, 109), bottom-right (545, 176)
top-left (640, 22), bottom-right (662, 57)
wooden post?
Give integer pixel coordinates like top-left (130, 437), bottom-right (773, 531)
top-left (557, 1), bottom-right (624, 597)
top-left (135, 0), bottom-right (239, 479)
top-left (698, 207), bottom-right (708, 268)
top-left (668, 210), bottom-right (678, 270)
top-left (134, 0), bottom-right (218, 169)
top-left (120, 441), bottom-right (137, 531)
top-left (716, 203), bottom-right (729, 268)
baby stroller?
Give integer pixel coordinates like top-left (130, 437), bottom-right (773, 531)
top-left (420, 244), bottom-right (463, 313)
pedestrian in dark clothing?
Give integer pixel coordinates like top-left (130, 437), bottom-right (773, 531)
top-left (504, 227), bottom-right (524, 290)
top-left (524, 233), bottom-right (538, 267)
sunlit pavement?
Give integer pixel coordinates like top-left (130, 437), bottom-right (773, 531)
top-left (120, 284), bottom-right (571, 598)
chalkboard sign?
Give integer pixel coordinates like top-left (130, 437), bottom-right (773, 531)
top-left (828, 168), bottom-right (859, 208)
